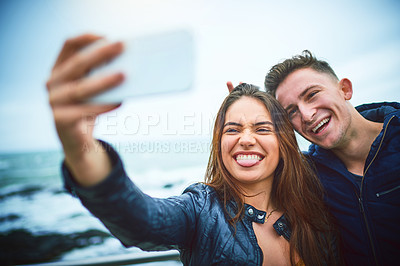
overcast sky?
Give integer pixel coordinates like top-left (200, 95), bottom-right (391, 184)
top-left (0, 0), bottom-right (399, 153)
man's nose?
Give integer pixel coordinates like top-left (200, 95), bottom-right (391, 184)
top-left (239, 130), bottom-right (256, 147)
top-left (299, 104), bottom-right (316, 123)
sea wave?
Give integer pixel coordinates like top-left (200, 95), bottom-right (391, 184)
top-left (0, 149), bottom-right (207, 264)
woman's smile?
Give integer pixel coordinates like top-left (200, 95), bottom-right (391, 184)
top-left (234, 152), bottom-right (264, 167)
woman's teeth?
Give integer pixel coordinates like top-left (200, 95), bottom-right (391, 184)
top-left (235, 154), bottom-right (262, 167)
top-left (236, 154), bottom-right (262, 161)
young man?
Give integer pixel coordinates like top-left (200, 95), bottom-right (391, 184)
top-left (262, 51), bottom-right (400, 265)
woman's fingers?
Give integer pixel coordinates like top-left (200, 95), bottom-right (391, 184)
top-left (52, 34), bottom-right (103, 70)
top-left (49, 72), bottom-right (124, 106)
top-left (47, 41), bottom-right (124, 89)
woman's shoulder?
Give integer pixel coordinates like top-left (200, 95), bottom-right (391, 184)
top-left (183, 182), bottom-right (217, 197)
top-left (180, 183), bottom-right (222, 211)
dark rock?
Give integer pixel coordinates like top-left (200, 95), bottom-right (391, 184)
top-left (0, 186), bottom-right (42, 201)
top-left (0, 229), bottom-right (112, 265)
top-left (163, 183), bottom-right (174, 189)
top-left (52, 188), bottom-right (68, 195)
top-left (0, 214), bottom-right (20, 223)
top-left (68, 212), bottom-right (85, 219)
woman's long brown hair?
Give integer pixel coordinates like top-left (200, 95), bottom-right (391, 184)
top-left (205, 83), bottom-right (341, 266)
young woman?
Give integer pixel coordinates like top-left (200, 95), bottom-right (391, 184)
top-left (47, 35), bottom-right (341, 265)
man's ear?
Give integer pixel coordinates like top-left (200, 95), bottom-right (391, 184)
top-left (339, 78), bottom-right (353, 100)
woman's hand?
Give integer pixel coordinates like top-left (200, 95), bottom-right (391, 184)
top-left (46, 34), bottom-right (124, 186)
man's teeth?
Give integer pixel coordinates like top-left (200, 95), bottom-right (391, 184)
top-left (236, 154), bottom-right (262, 161)
top-left (312, 118), bottom-right (330, 133)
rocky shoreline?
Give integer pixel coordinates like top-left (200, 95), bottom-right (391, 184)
top-left (0, 228), bottom-right (111, 265)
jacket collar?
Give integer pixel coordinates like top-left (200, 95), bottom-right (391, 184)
top-left (307, 101), bottom-right (400, 169)
top-left (244, 204), bottom-right (292, 241)
top-left (355, 101), bottom-right (400, 123)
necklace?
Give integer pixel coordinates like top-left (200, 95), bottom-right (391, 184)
top-left (266, 209), bottom-right (277, 221)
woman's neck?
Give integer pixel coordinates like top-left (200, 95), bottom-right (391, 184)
top-left (241, 179), bottom-right (274, 212)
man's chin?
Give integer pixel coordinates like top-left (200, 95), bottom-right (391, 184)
top-left (313, 138), bottom-right (340, 150)
top-left (305, 135), bottom-right (336, 150)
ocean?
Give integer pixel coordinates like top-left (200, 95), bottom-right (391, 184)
top-left (0, 139), bottom-right (210, 265)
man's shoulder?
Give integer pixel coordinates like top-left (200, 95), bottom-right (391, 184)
top-left (356, 101), bottom-right (400, 122)
top-left (356, 101), bottom-right (400, 111)
top-left (303, 143), bottom-right (328, 159)
top-left (302, 144), bottom-right (345, 172)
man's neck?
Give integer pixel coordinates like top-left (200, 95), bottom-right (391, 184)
top-left (331, 114), bottom-right (383, 176)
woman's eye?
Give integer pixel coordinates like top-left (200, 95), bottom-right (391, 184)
top-left (225, 128), bottom-right (238, 133)
top-left (257, 128), bottom-right (272, 133)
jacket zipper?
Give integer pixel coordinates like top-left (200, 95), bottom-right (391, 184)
top-left (376, 184), bottom-right (400, 197)
top-left (359, 115), bottom-right (394, 266)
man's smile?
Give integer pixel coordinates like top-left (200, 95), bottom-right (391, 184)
top-left (311, 117), bottom-right (331, 134)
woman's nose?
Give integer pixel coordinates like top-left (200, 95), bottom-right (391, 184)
top-left (238, 131), bottom-right (256, 147)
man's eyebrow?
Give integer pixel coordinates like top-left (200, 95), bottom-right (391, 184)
top-left (299, 85), bottom-right (319, 98)
top-left (284, 104), bottom-right (294, 113)
top-left (284, 85), bottom-right (319, 112)
top-left (224, 122), bottom-right (242, 127)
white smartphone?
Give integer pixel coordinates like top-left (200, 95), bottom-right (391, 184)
top-left (86, 29), bottom-right (195, 103)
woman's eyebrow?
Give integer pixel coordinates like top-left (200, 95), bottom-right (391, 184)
top-left (254, 121), bottom-right (273, 126)
top-left (224, 122), bottom-right (242, 127)
top-left (224, 121), bottom-right (273, 127)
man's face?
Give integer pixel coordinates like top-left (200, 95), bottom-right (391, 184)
top-left (275, 68), bottom-right (353, 149)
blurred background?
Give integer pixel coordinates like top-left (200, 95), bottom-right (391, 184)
top-left (0, 0), bottom-right (399, 265)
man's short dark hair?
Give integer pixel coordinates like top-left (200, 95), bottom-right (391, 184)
top-left (264, 50), bottom-right (339, 97)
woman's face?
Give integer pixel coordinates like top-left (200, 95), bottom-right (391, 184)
top-left (221, 96), bottom-right (280, 191)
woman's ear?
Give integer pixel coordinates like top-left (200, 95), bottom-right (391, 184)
top-left (339, 78), bottom-right (353, 100)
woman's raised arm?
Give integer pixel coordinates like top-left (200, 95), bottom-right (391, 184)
top-left (46, 34), bottom-right (124, 186)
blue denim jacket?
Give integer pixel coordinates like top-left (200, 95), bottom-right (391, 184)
top-left (63, 141), bottom-right (292, 265)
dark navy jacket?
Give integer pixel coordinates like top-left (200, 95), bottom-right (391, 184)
top-left (62, 142), bottom-right (292, 265)
top-left (306, 102), bottom-right (400, 266)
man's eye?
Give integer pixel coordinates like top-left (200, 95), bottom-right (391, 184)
top-left (288, 108), bottom-right (297, 117)
top-left (308, 91), bottom-right (318, 99)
